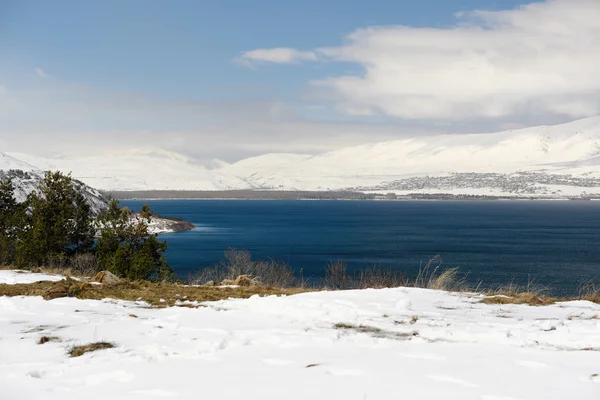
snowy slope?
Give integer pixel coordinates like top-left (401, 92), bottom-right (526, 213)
top-left (0, 270), bottom-right (67, 284)
top-left (0, 153), bottom-right (109, 213)
top-left (5, 116), bottom-right (600, 195)
top-left (219, 116), bottom-right (600, 192)
top-left (8, 149), bottom-right (242, 192)
top-left (0, 152), bottom-right (38, 172)
top-left (1, 270), bottom-right (599, 399)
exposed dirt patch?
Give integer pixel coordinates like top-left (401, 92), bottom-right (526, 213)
top-left (38, 336), bottom-right (61, 344)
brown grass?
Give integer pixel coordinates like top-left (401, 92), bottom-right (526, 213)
top-left (481, 293), bottom-right (557, 306)
top-left (0, 277), bottom-right (306, 307)
top-left (334, 322), bottom-right (418, 340)
top-left (324, 261), bottom-right (350, 290)
top-left (38, 336), bottom-right (61, 344)
top-left (3, 253), bottom-right (599, 308)
top-left (69, 342), bottom-right (114, 357)
top-left (480, 281), bottom-right (600, 306)
top-left (579, 282), bottom-right (600, 304)
top-left (334, 323), bottom-right (382, 333)
top-left (413, 256), bottom-right (469, 291)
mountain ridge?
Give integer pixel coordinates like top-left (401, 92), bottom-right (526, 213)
top-left (3, 116), bottom-right (600, 197)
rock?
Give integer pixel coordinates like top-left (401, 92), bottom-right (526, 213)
top-left (202, 280), bottom-right (215, 287)
top-left (220, 279), bottom-right (236, 286)
top-left (91, 271), bottom-right (120, 286)
top-left (233, 275), bottom-right (258, 287)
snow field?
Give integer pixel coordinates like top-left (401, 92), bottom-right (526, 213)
top-left (1, 270), bottom-right (599, 399)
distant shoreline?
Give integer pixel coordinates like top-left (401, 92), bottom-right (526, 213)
top-left (109, 190), bottom-right (598, 202)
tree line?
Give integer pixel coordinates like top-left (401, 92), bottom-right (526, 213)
top-left (0, 171), bottom-right (173, 281)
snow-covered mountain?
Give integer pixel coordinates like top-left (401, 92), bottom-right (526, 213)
top-left (0, 153), bottom-right (38, 173)
top-left (7, 149), bottom-right (241, 192)
top-left (4, 116), bottom-right (600, 197)
top-left (0, 155), bottom-right (108, 214)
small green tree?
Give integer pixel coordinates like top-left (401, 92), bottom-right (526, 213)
top-left (16, 171), bottom-right (95, 267)
top-left (70, 190), bottom-right (95, 253)
top-left (0, 178), bottom-right (26, 264)
top-left (96, 199), bottom-right (173, 281)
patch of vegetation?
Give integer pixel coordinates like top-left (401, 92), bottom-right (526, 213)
top-left (334, 322), bottom-right (381, 333)
top-left (69, 342), bottom-right (114, 357)
top-left (0, 278), bottom-right (305, 307)
top-left (480, 293), bottom-right (556, 306)
top-left (0, 172), bottom-right (173, 281)
top-left (579, 282), bottom-right (600, 304)
top-left (188, 249), bottom-right (296, 288)
top-left (334, 322), bottom-right (418, 340)
top-left (394, 315), bottom-right (419, 325)
top-left (414, 256), bottom-right (468, 291)
top-left (479, 281), bottom-right (600, 306)
top-left (320, 255), bottom-right (466, 291)
top-left (481, 280), bottom-right (559, 306)
top-left (38, 336), bottom-right (61, 344)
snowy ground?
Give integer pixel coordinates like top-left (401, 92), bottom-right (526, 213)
top-left (1, 270), bottom-right (599, 399)
top-left (0, 270), bottom-right (67, 285)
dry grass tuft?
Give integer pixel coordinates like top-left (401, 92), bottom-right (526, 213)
top-left (357, 267), bottom-right (407, 289)
top-left (325, 261), bottom-right (349, 290)
top-left (334, 323), bottom-right (382, 334)
top-left (38, 336), bottom-right (61, 344)
top-left (481, 293), bottom-right (556, 306)
top-left (413, 256), bottom-right (469, 291)
top-left (482, 280), bottom-right (557, 306)
top-left (334, 323), bottom-right (419, 340)
top-left (579, 282), bottom-right (600, 304)
top-left (69, 342), bottom-right (114, 357)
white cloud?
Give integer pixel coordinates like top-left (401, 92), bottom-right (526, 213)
top-left (35, 68), bottom-right (48, 78)
top-left (238, 48), bottom-right (318, 65)
top-left (245, 0), bottom-right (600, 121)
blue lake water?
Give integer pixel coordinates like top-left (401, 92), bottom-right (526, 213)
top-left (121, 200), bottom-right (600, 296)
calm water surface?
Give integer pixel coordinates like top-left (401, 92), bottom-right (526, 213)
top-left (121, 200), bottom-right (600, 296)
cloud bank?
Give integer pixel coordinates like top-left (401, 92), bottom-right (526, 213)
top-left (3, 0), bottom-right (599, 162)
top-left (244, 0), bottom-right (600, 121)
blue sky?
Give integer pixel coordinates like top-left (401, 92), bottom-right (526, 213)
top-left (2, 0), bottom-right (523, 99)
top-left (1, 0), bottom-right (598, 161)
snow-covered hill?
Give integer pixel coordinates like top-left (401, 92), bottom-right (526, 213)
top-left (0, 153), bottom-right (38, 173)
top-left (0, 156), bottom-right (108, 215)
top-left (5, 116), bottom-right (600, 197)
top-left (7, 149), bottom-right (241, 192)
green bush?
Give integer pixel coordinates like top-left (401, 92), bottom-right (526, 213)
top-left (96, 200), bottom-right (173, 281)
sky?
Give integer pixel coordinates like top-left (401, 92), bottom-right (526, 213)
top-left (1, 0), bottom-right (599, 163)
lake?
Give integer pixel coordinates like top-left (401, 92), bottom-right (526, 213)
top-left (121, 200), bottom-right (600, 296)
